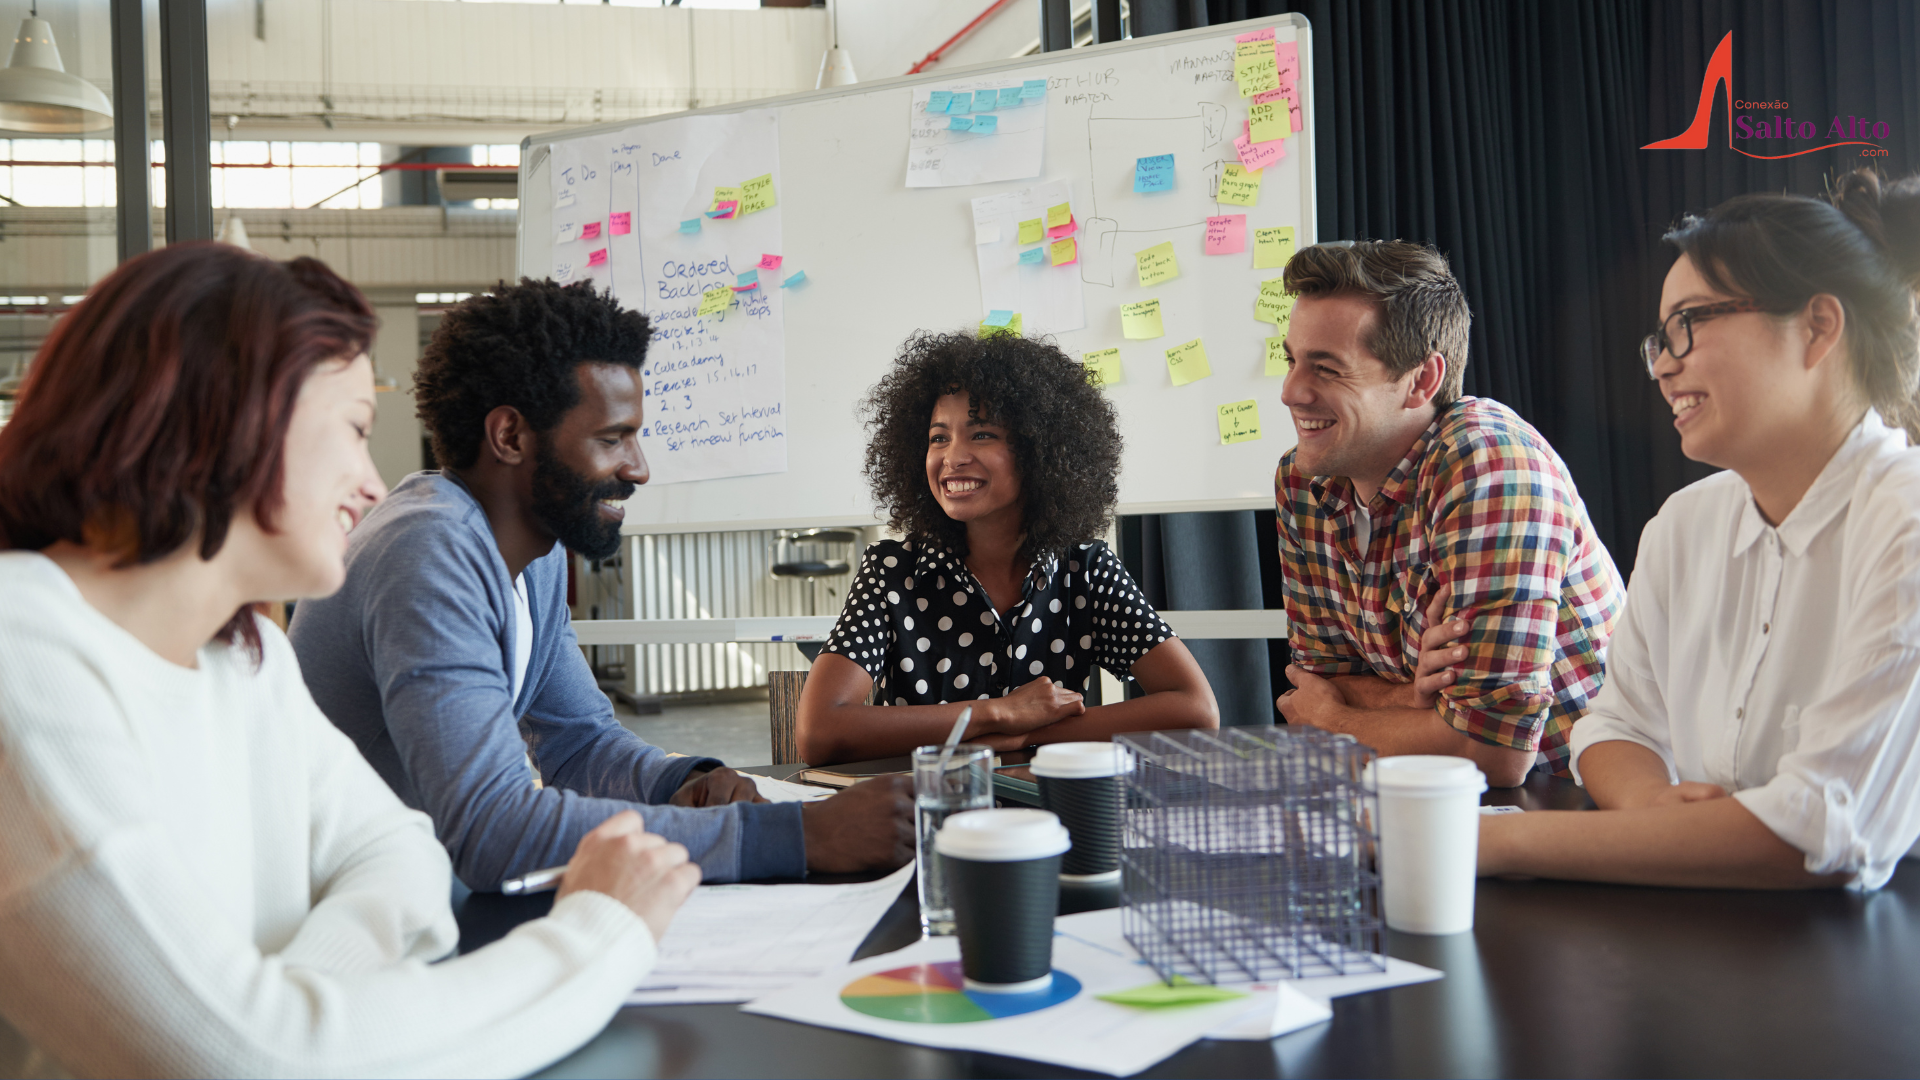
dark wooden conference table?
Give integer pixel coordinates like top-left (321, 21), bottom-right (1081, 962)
top-left (453, 764), bottom-right (1920, 1079)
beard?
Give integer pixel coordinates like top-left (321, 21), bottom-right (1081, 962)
top-left (530, 444), bottom-right (634, 560)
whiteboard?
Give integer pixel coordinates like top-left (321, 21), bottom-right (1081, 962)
top-left (519, 15), bottom-right (1314, 534)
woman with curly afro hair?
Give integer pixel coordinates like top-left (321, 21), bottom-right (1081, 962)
top-left (796, 331), bottom-right (1217, 765)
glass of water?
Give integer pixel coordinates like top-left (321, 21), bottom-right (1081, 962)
top-left (913, 743), bottom-right (994, 936)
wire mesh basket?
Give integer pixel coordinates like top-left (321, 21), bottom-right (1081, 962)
top-left (1117, 727), bottom-right (1385, 984)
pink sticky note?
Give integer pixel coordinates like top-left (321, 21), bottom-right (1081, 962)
top-left (758, 253), bottom-right (783, 271)
top-left (580, 220), bottom-right (602, 241)
top-left (1205, 214), bottom-right (1247, 255)
top-left (1235, 123), bottom-right (1286, 170)
top-left (1234, 26), bottom-right (1276, 43)
top-left (610, 212), bottom-right (631, 236)
top-left (586, 248), bottom-right (608, 267)
top-left (731, 281), bottom-right (760, 292)
top-left (713, 201), bottom-right (738, 218)
top-left (1276, 41), bottom-right (1301, 96)
top-left (1048, 215), bottom-right (1078, 239)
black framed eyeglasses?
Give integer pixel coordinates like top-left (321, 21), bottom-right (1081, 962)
top-left (1640, 299), bottom-right (1774, 378)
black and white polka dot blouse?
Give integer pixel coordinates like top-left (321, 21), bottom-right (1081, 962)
top-left (821, 538), bottom-right (1177, 705)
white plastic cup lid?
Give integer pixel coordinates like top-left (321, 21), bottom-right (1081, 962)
top-left (1031, 742), bottom-right (1128, 779)
top-left (1372, 755), bottom-right (1490, 795)
top-left (934, 808), bottom-right (1071, 862)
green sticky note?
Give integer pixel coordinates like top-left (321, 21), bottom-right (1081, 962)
top-left (739, 173), bottom-right (777, 215)
top-left (1135, 240), bottom-right (1179, 287)
top-left (1046, 202), bottom-right (1073, 229)
top-left (1121, 299), bottom-right (1164, 340)
top-left (1050, 237), bottom-right (1078, 266)
top-left (1235, 55), bottom-right (1280, 97)
top-left (1255, 278), bottom-right (1297, 325)
top-left (1017, 218), bottom-right (1045, 245)
top-left (1265, 335), bottom-right (1289, 376)
top-left (1218, 399), bottom-right (1263, 444)
top-left (1098, 976), bottom-right (1248, 1008)
top-left (1165, 337), bottom-right (1213, 386)
top-left (1249, 99), bottom-right (1290, 143)
top-left (1254, 225), bottom-right (1295, 269)
top-left (1084, 347), bottom-right (1123, 387)
top-left (1218, 163), bottom-right (1262, 207)
top-left (697, 286), bottom-right (734, 317)
top-left (980, 312), bottom-right (1023, 338)
top-left (709, 186), bottom-right (742, 212)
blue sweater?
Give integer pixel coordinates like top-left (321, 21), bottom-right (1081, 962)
top-left (288, 472), bottom-right (805, 889)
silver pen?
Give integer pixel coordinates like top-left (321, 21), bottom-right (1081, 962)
top-left (500, 865), bottom-right (568, 896)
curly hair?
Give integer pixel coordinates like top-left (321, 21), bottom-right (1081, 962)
top-left (415, 278), bottom-right (652, 469)
top-left (861, 331), bottom-right (1122, 565)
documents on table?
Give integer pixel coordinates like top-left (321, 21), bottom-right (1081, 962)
top-left (749, 774), bottom-right (834, 802)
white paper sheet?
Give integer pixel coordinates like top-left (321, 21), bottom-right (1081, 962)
top-left (970, 179), bottom-right (1087, 334)
top-left (624, 862), bottom-right (912, 1006)
top-left (749, 774), bottom-right (833, 802)
top-left (907, 77), bottom-right (1047, 188)
top-left (549, 139), bottom-right (611, 289)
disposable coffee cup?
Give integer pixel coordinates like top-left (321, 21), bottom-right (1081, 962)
top-left (935, 808), bottom-right (1070, 993)
top-left (1032, 742), bottom-right (1127, 882)
top-left (1372, 756), bottom-right (1488, 935)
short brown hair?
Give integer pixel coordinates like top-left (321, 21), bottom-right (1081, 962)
top-left (0, 242), bottom-right (376, 653)
top-left (1283, 240), bottom-right (1471, 404)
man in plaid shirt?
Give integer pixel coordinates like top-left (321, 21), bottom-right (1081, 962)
top-left (1272, 241), bottom-right (1622, 787)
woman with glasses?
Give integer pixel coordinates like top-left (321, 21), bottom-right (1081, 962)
top-left (1477, 169), bottom-right (1920, 889)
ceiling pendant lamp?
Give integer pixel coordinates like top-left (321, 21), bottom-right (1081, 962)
top-left (0, 8), bottom-right (113, 134)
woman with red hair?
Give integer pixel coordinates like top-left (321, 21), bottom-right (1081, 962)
top-left (0, 243), bottom-right (695, 1077)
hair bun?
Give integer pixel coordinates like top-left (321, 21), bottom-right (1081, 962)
top-left (1835, 169), bottom-right (1920, 290)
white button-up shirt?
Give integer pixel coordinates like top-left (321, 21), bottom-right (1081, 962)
top-left (1570, 412), bottom-right (1920, 889)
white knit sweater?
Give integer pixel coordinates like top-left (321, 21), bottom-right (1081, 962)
top-left (0, 552), bottom-right (658, 1078)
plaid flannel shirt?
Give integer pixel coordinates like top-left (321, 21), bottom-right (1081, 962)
top-left (1274, 397), bottom-right (1622, 776)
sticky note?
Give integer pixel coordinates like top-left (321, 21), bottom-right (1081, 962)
top-left (1135, 240), bottom-right (1179, 287)
top-left (984, 309), bottom-right (1014, 327)
top-left (1048, 216), bottom-right (1077, 239)
top-left (610, 212), bottom-right (632, 236)
top-left (580, 220), bottom-right (602, 241)
top-left (979, 312), bottom-right (1023, 338)
top-left (1134, 154), bottom-right (1175, 193)
top-left (997, 87), bottom-right (1022, 108)
top-left (928, 90), bottom-right (953, 113)
top-left (1255, 278), bottom-right (1297, 325)
top-left (973, 89), bottom-right (998, 112)
top-left (1018, 218), bottom-right (1045, 245)
top-left (949, 91), bottom-right (974, 113)
top-left (710, 186), bottom-right (742, 212)
top-left (1018, 247), bottom-right (1046, 265)
top-left (1083, 347), bottom-right (1123, 387)
top-left (975, 222), bottom-right (1000, 245)
top-left (679, 218), bottom-right (701, 234)
top-left (758, 253), bottom-right (782, 271)
top-left (1205, 214), bottom-right (1247, 255)
top-left (556, 222), bottom-right (579, 244)
top-left (949, 116), bottom-right (974, 131)
top-left (554, 261), bottom-right (574, 283)
top-left (1235, 127), bottom-right (1286, 171)
top-left (1165, 338), bottom-right (1213, 386)
top-left (697, 286), bottom-right (733, 317)
top-left (736, 269), bottom-right (760, 288)
top-left (586, 248), bottom-right (607, 267)
top-left (1217, 162), bottom-right (1262, 206)
top-left (1277, 41), bottom-right (1301, 85)
top-left (1099, 976), bottom-right (1248, 1008)
top-left (554, 190), bottom-right (576, 209)
top-left (1254, 226), bottom-right (1295, 269)
top-left (1022, 78), bottom-right (1046, 99)
top-left (781, 270), bottom-right (808, 288)
top-left (1121, 299), bottom-right (1164, 340)
top-left (1249, 100), bottom-right (1292, 143)
top-left (1234, 27), bottom-right (1276, 44)
top-left (1046, 202), bottom-right (1073, 230)
top-left (1266, 336), bottom-right (1289, 376)
top-left (1236, 50), bottom-right (1281, 97)
top-left (1217, 399), bottom-right (1262, 444)
top-left (706, 201), bottom-right (737, 218)
top-left (1050, 237), bottom-right (1077, 266)
top-left (739, 174), bottom-right (777, 215)
top-left (972, 114), bottom-right (999, 134)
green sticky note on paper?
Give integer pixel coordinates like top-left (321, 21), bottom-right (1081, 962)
top-left (980, 311), bottom-right (1023, 338)
top-left (1084, 347), bottom-right (1123, 387)
top-left (1046, 202), bottom-right (1073, 229)
top-left (697, 286), bottom-right (733, 317)
top-left (1254, 225), bottom-right (1295, 269)
top-left (1218, 399), bottom-right (1263, 444)
top-left (1165, 337), bottom-right (1213, 386)
top-left (1051, 237), bottom-right (1078, 266)
top-left (1249, 99), bottom-right (1291, 143)
top-left (1018, 218), bottom-right (1045, 245)
top-left (1266, 335), bottom-right (1289, 376)
top-left (1135, 240), bottom-right (1179, 287)
top-left (1121, 298), bottom-right (1164, 340)
top-left (1255, 278), bottom-right (1297, 325)
top-left (1099, 976), bottom-right (1248, 1008)
top-left (739, 174), bottom-right (777, 216)
top-left (1218, 162), bottom-right (1262, 206)
top-left (710, 186), bottom-right (742, 213)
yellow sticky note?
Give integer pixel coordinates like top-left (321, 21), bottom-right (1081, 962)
top-left (739, 173), bottom-right (777, 215)
top-left (1084, 347), bottom-right (1123, 387)
top-left (697, 286), bottom-right (734, 317)
top-left (1265, 336), bottom-right (1289, 376)
top-left (1235, 56), bottom-right (1280, 97)
top-left (1218, 399), bottom-right (1262, 443)
top-left (1134, 241), bottom-right (1179, 287)
top-left (1165, 338), bottom-right (1212, 386)
top-left (1218, 163), bottom-right (1262, 206)
top-left (1046, 202), bottom-right (1073, 229)
top-left (1120, 299), bottom-right (1164, 340)
top-left (709, 186), bottom-right (742, 212)
top-left (980, 312), bottom-right (1024, 338)
top-left (1051, 237), bottom-right (1078, 266)
top-left (1018, 218), bottom-right (1045, 244)
top-left (1255, 278), bottom-right (1297, 325)
top-left (1254, 226), bottom-right (1295, 269)
top-left (1249, 100), bottom-right (1291, 143)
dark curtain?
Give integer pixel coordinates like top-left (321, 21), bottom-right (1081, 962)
top-left (1120, 511), bottom-right (1275, 725)
top-left (1123, 0), bottom-right (1920, 710)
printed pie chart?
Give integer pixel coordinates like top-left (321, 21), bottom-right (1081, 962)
top-left (840, 961), bottom-right (1083, 1023)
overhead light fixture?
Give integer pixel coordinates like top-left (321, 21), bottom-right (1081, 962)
top-left (816, 0), bottom-right (856, 88)
top-left (0, 8), bottom-right (113, 134)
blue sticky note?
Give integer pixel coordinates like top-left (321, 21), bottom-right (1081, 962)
top-left (1134, 153), bottom-right (1175, 193)
top-left (997, 87), bottom-right (1022, 108)
top-left (1021, 79), bottom-right (1046, 99)
top-left (1018, 247), bottom-right (1046, 265)
top-left (928, 90), bottom-right (953, 113)
top-left (949, 116), bottom-right (974, 131)
top-left (985, 309), bottom-right (1015, 327)
top-left (972, 114), bottom-right (999, 134)
top-left (679, 218), bottom-right (701, 234)
top-left (781, 270), bottom-right (807, 288)
top-left (949, 91), bottom-right (974, 113)
top-left (974, 91), bottom-right (997, 112)
top-left (737, 269), bottom-right (759, 287)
